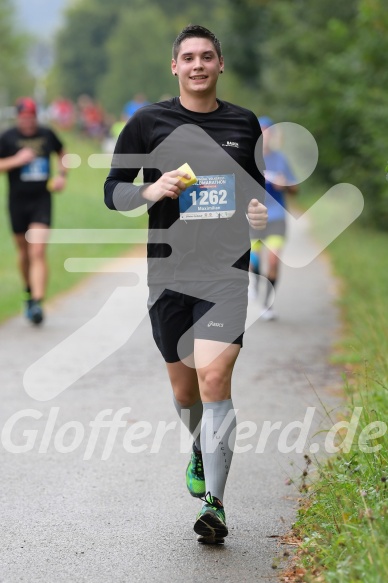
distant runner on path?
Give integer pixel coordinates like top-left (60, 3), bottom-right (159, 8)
top-left (0, 97), bottom-right (67, 325)
top-left (249, 116), bottom-right (298, 320)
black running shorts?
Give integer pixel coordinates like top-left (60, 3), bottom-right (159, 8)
top-left (9, 193), bottom-right (51, 234)
top-left (148, 280), bottom-right (248, 363)
top-left (250, 219), bottom-right (286, 241)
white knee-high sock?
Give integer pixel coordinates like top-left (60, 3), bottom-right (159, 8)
top-left (172, 395), bottom-right (202, 450)
top-left (201, 399), bottom-right (236, 504)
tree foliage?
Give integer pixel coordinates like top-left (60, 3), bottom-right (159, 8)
top-left (47, 0), bottom-right (388, 228)
top-left (98, 6), bottom-right (177, 114)
top-left (51, 0), bottom-right (226, 107)
top-left (52, 0), bottom-right (134, 100)
top-left (259, 0), bottom-right (388, 228)
top-left (222, 0), bottom-right (270, 88)
top-left (0, 0), bottom-right (33, 107)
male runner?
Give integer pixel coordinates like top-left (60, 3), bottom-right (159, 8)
top-left (104, 25), bottom-right (267, 543)
top-left (249, 116), bottom-right (298, 320)
top-left (0, 97), bottom-right (67, 324)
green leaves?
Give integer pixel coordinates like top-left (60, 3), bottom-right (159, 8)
top-left (46, 0), bottom-right (388, 229)
top-left (0, 0), bottom-right (33, 105)
top-left (260, 0), bottom-right (388, 229)
top-left (98, 7), bottom-right (176, 114)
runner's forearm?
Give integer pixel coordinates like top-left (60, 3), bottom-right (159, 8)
top-left (0, 155), bottom-right (22, 172)
top-left (104, 176), bottom-right (147, 211)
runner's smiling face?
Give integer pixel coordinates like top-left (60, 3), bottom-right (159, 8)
top-left (171, 37), bottom-right (224, 98)
top-left (17, 113), bottom-right (38, 137)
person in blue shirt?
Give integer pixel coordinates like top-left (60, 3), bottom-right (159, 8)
top-left (249, 116), bottom-right (298, 320)
top-left (122, 93), bottom-right (150, 120)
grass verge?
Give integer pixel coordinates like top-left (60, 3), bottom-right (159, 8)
top-left (0, 131), bottom-right (147, 323)
top-left (285, 194), bottom-right (388, 582)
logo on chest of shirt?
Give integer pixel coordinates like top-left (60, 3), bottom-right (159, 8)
top-left (222, 140), bottom-right (239, 149)
top-left (18, 137), bottom-right (46, 157)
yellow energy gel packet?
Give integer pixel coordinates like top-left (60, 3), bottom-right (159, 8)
top-left (177, 163), bottom-right (197, 187)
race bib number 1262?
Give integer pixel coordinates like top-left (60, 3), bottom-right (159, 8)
top-left (179, 174), bottom-right (236, 220)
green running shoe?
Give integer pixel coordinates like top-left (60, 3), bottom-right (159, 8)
top-left (186, 444), bottom-right (205, 498)
top-left (194, 492), bottom-right (228, 541)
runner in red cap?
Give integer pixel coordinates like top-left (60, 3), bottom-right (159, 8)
top-left (0, 97), bottom-right (68, 324)
top-left (15, 97), bottom-right (37, 116)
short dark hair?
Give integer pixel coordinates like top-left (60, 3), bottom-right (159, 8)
top-left (172, 25), bottom-right (222, 60)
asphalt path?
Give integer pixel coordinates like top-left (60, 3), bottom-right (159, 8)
top-left (0, 216), bottom-right (342, 582)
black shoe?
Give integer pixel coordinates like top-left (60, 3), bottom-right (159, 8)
top-left (197, 534), bottom-right (225, 545)
top-left (24, 298), bottom-right (33, 321)
top-left (28, 300), bottom-right (44, 325)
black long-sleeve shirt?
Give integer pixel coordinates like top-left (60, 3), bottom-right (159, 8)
top-left (104, 97), bottom-right (265, 285)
